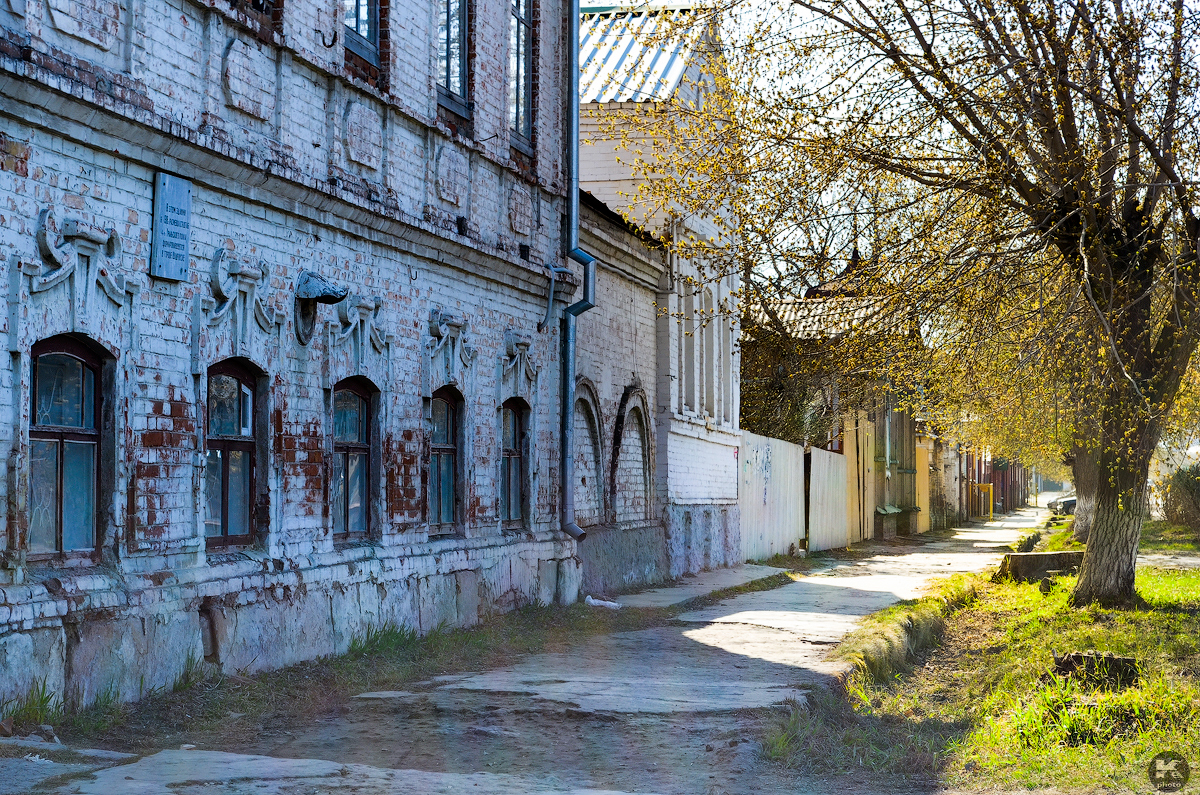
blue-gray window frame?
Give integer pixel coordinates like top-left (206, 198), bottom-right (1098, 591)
top-left (28, 336), bottom-right (102, 558)
top-left (508, 0), bottom-right (533, 150)
top-left (429, 387), bottom-right (461, 532)
top-left (499, 399), bottom-right (525, 526)
top-left (205, 360), bottom-right (258, 546)
top-left (437, 0), bottom-right (470, 117)
top-left (344, 0), bottom-right (379, 64)
top-left (332, 380), bottom-right (372, 540)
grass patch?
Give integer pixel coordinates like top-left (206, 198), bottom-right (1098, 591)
top-left (1039, 520), bottom-right (1200, 554)
top-left (1, 678), bottom-right (64, 730)
top-left (1041, 528), bottom-right (1085, 552)
top-left (1140, 519), bottom-right (1200, 553)
top-left (764, 567), bottom-right (1200, 791)
top-left (831, 574), bottom-right (979, 683)
top-left (762, 574), bottom-right (978, 779)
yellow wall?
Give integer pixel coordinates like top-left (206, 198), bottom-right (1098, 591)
top-left (916, 437), bottom-right (933, 533)
top-left (844, 411), bottom-right (875, 543)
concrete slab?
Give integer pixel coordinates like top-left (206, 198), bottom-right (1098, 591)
top-left (615, 564), bottom-right (788, 608)
top-left (0, 753), bottom-right (93, 795)
top-left (67, 749), bottom-right (659, 795)
top-left (389, 620), bottom-right (827, 713)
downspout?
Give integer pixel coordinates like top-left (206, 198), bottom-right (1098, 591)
top-left (538, 0), bottom-right (595, 541)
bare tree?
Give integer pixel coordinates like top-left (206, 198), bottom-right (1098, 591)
top-left (603, 0), bottom-right (1200, 604)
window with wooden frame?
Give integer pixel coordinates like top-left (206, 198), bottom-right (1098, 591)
top-left (28, 337), bottom-right (102, 557)
top-left (429, 387), bottom-right (460, 532)
top-left (508, 0), bottom-right (533, 152)
top-left (499, 399), bottom-right (525, 526)
top-left (344, 0), bottom-right (378, 62)
top-left (332, 381), bottom-right (371, 539)
top-left (205, 361), bottom-right (258, 545)
top-left (437, 0), bottom-right (469, 117)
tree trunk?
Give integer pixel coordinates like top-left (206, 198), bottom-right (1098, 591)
top-left (1071, 447), bottom-right (1150, 607)
top-left (1071, 444), bottom-right (1098, 544)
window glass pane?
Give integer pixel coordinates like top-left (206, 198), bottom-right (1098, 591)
top-left (240, 384), bottom-right (253, 436)
top-left (205, 450), bottom-right (223, 537)
top-left (332, 452), bottom-right (346, 537)
top-left (36, 354), bottom-right (86, 427)
top-left (82, 367), bottom-right (95, 429)
top-left (29, 439), bottom-right (58, 553)
top-left (348, 452), bottom-right (366, 534)
top-left (447, 0), bottom-right (462, 95)
top-left (503, 407), bottom-right (515, 450)
top-left (334, 391), bottom-right (365, 443)
top-left (429, 452), bottom-right (441, 524)
top-left (62, 441), bottom-right (95, 551)
top-left (500, 456), bottom-right (510, 520)
top-left (344, 0), bottom-right (355, 29)
top-left (228, 449), bottom-right (251, 537)
top-left (508, 455), bottom-right (522, 521)
top-left (358, 0), bottom-right (373, 41)
top-left (432, 399), bottom-right (449, 445)
top-left (439, 452), bottom-right (455, 523)
top-left (509, 12), bottom-right (518, 132)
top-left (209, 375), bottom-right (240, 436)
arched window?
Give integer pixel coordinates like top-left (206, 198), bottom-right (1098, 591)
top-left (29, 337), bottom-right (102, 555)
top-left (333, 380), bottom-right (372, 539)
top-left (429, 387), bottom-right (461, 531)
top-left (206, 360), bottom-right (259, 544)
top-left (500, 399), bottom-right (526, 526)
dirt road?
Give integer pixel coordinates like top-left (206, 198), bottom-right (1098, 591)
top-left (21, 511), bottom-right (1039, 794)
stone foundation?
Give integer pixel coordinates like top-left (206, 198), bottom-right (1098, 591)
top-left (0, 540), bottom-right (579, 706)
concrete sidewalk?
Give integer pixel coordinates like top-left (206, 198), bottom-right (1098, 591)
top-left (32, 510), bottom-right (1041, 795)
top-left (616, 563), bottom-right (789, 608)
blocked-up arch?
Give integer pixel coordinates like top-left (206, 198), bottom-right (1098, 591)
top-left (612, 395), bottom-right (652, 524)
top-left (572, 379), bottom-right (605, 527)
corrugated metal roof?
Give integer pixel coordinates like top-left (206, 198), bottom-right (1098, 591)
top-left (580, 5), bottom-right (699, 103)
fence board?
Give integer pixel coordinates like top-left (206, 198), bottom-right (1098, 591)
top-left (739, 431), bottom-right (805, 561)
top-left (808, 446), bottom-right (849, 552)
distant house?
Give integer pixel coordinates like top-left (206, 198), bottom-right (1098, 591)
top-left (575, 2), bottom-right (743, 587)
top-left (742, 254), bottom-right (1028, 543)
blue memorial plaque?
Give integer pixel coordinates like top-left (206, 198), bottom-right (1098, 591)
top-left (150, 173), bottom-right (192, 281)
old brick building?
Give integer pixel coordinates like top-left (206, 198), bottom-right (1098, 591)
top-left (0, 0), bottom-right (738, 706)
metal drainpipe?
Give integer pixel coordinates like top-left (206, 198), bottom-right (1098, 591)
top-left (542, 0), bottom-right (596, 541)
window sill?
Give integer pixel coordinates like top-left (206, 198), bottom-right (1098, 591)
top-left (436, 91), bottom-right (472, 136)
top-left (26, 551), bottom-right (98, 569)
top-left (333, 535), bottom-right (374, 549)
top-left (205, 535), bottom-right (256, 549)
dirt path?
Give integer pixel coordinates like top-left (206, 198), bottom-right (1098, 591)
top-left (26, 512), bottom-right (1041, 794)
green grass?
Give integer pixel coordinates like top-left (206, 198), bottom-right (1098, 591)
top-left (1042, 527), bottom-right (1086, 551)
top-left (1038, 519), bottom-right (1200, 555)
top-left (831, 574), bottom-right (979, 683)
top-left (1, 678), bottom-right (64, 729)
top-left (1139, 519), bottom-right (1200, 553)
top-left (763, 568), bottom-right (1200, 791)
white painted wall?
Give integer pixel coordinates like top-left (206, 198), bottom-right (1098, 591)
top-left (808, 447), bottom-right (849, 552)
top-left (739, 431), bottom-right (805, 561)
